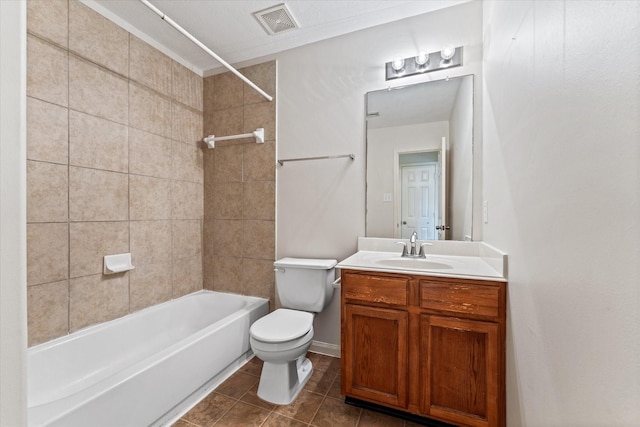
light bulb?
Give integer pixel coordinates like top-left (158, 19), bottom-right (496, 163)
top-left (441, 45), bottom-right (456, 61)
top-left (391, 58), bottom-right (405, 71)
top-left (415, 52), bottom-right (430, 67)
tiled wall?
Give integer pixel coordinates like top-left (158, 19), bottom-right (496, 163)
top-left (202, 62), bottom-right (276, 307)
top-left (26, 0), bottom-right (204, 346)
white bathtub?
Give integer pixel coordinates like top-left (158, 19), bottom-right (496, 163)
top-left (28, 290), bottom-right (269, 427)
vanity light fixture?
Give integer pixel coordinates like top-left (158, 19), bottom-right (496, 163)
top-left (415, 52), bottom-right (430, 67)
top-left (441, 45), bottom-right (456, 61)
top-left (391, 58), bottom-right (405, 72)
top-left (385, 46), bottom-right (463, 81)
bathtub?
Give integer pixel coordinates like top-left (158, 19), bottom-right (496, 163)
top-left (28, 290), bottom-right (269, 427)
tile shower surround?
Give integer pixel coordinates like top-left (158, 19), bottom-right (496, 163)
top-left (25, 0), bottom-right (277, 347)
top-left (26, 0), bottom-right (204, 345)
top-left (202, 62), bottom-right (277, 306)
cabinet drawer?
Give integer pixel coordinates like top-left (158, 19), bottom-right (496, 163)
top-left (420, 280), bottom-right (501, 318)
top-left (342, 272), bottom-right (409, 307)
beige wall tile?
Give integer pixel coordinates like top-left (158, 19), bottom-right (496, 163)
top-left (171, 181), bottom-right (203, 220)
top-left (27, 0), bottom-right (68, 48)
top-left (203, 252), bottom-right (215, 290)
top-left (129, 35), bottom-right (172, 96)
top-left (27, 280), bottom-right (69, 346)
top-left (203, 159), bottom-right (216, 221)
top-left (201, 60), bottom-right (276, 301)
top-left (172, 256), bottom-right (202, 297)
top-left (213, 72), bottom-right (244, 110)
top-left (212, 182), bottom-right (243, 220)
top-left (129, 175), bottom-right (171, 220)
top-left (244, 101), bottom-right (276, 141)
top-left (213, 144), bottom-right (243, 183)
top-left (27, 35), bottom-right (68, 107)
top-left (69, 0), bottom-right (128, 76)
top-left (243, 220), bottom-right (275, 260)
top-left (27, 161), bottom-right (68, 223)
top-left (69, 222), bottom-right (129, 278)
top-left (129, 129), bottom-right (173, 179)
top-left (69, 57), bottom-right (128, 125)
top-left (27, 223), bottom-right (69, 286)
top-left (241, 61), bottom-right (276, 105)
top-left (130, 220), bottom-right (172, 265)
top-left (203, 113), bottom-right (215, 138)
top-left (173, 141), bottom-right (204, 184)
top-left (172, 103), bottom-right (204, 146)
top-left (172, 220), bottom-right (202, 259)
top-left (212, 220), bottom-right (243, 257)
top-left (243, 181), bottom-right (275, 220)
top-left (211, 107), bottom-right (243, 140)
top-left (69, 110), bottom-right (128, 173)
top-left (69, 0), bottom-right (129, 76)
top-left (203, 76), bottom-right (215, 116)
top-left (70, 274), bottom-right (129, 332)
top-left (129, 262), bottom-right (172, 312)
top-left (25, 0), bottom-right (215, 343)
top-left (69, 166), bottom-right (129, 221)
top-left (242, 258), bottom-right (275, 300)
top-left (27, 97), bottom-right (68, 164)
top-left (129, 82), bottom-right (172, 138)
top-left (203, 219), bottom-right (215, 258)
top-left (211, 256), bottom-right (243, 293)
top-left (243, 141), bottom-right (275, 182)
top-left (173, 61), bottom-right (203, 112)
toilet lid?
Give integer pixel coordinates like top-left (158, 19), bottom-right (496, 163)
top-left (250, 309), bottom-right (313, 343)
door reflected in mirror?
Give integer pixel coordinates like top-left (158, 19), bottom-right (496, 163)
top-left (365, 75), bottom-right (473, 241)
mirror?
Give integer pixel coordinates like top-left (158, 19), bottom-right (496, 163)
top-left (365, 75), bottom-right (473, 241)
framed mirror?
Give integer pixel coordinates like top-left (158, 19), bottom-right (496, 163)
top-left (365, 75), bottom-right (474, 241)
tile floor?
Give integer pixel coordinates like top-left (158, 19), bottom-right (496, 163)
top-left (172, 353), bottom-right (423, 427)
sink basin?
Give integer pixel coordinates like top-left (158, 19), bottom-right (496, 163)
top-left (374, 258), bottom-right (453, 270)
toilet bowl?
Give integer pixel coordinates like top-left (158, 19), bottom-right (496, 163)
top-left (249, 257), bottom-right (336, 405)
top-left (250, 309), bottom-right (315, 404)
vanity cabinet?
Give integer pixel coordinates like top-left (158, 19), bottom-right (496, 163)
top-left (341, 270), bottom-right (506, 427)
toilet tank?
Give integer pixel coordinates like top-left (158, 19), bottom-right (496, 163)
top-left (273, 258), bottom-right (337, 312)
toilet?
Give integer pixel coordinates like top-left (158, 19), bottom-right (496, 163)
top-left (249, 257), bottom-right (337, 405)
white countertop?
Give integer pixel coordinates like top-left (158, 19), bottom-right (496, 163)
top-left (336, 239), bottom-right (507, 282)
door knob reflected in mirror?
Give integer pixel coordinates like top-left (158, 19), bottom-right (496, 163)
top-left (402, 221), bottom-right (407, 225)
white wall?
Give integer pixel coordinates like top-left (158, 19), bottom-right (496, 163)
top-left (275, 1), bottom-right (483, 348)
top-left (0, 1), bottom-right (28, 425)
top-left (449, 76), bottom-right (473, 240)
top-left (367, 121), bottom-right (448, 238)
top-left (482, 1), bottom-right (640, 425)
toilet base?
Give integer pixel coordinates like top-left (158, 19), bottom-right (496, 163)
top-left (257, 356), bottom-right (313, 405)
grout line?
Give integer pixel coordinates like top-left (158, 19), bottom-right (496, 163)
top-left (66, 6), bottom-right (72, 338)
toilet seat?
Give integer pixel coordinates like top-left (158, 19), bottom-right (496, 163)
top-left (250, 309), bottom-right (313, 343)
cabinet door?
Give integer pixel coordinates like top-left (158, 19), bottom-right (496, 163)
top-left (420, 315), bottom-right (499, 427)
top-left (342, 304), bottom-right (408, 408)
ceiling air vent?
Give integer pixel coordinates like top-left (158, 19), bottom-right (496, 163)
top-left (254, 3), bottom-right (299, 35)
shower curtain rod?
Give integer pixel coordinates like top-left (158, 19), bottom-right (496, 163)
top-left (139, 0), bottom-right (273, 102)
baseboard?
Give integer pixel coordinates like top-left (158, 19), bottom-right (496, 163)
top-left (309, 340), bottom-right (340, 358)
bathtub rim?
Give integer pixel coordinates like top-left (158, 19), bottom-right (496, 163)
top-left (28, 290), bottom-right (267, 354)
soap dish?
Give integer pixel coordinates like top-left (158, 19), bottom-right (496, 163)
top-left (103, 253), bottom-right (135, 275)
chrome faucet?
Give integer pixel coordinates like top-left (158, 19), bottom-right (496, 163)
top-left (396, 232), bottom-right (428, 258)
top-left (409, 231), bottom-right (418, 256)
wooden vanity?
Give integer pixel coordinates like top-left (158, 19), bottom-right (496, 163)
top-left (340, 269), bottom-right (507, 427)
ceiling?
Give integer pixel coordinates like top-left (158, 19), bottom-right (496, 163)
top-left (84, 0), bottom-right (470, 75)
